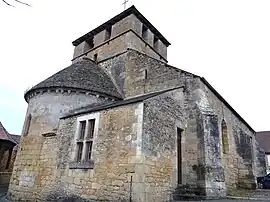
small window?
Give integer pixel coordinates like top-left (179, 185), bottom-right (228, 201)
top-left (94, 53), bottom-right (98, 62)
top-left (75, 119), bottom-right (96, 162)
top-left (85, 37), bottom-right (94, 50)
top-left (104, 26), bottom-right (112, 41)
top-left (23, 114), bottom-right (32, 136)
top-left (154, 35), bottom-right (159, 51)
top-left (144, 69), bottom-right (148, 79)
top-left (142, 24), bottom-right (148, 41)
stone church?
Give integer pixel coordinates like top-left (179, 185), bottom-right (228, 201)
top-left (7, 6), bottom-right (266, 202)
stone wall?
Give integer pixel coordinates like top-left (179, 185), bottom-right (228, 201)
top-left (198, 80), bottom-right (260, 189)
top-left (8, 91), bottom-right (109, 201)
top-left (100, 49), bottom-right (264, 194)
top-left (73, 31), bottom-right (166, 64)
top-left (99, 49), bottom-right (185, 98)
top-left (254, 143), bottom-right (267, 177)
top-left (142, 88), bottom-right (191, 201)
top-left (8, 102), bottom-right (144, 201)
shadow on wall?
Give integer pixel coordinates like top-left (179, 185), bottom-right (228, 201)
top-left (234, 127), bottom-right (252, 163)
top-left (233, 127), bottom-right (256, 189)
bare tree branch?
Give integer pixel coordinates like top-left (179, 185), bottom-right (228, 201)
top-left (2, 0), bottom-right (31, 7)
top-left (2, 0), bottom-right (15, 7)
top-left (13, 0), bottom-right (31, 6)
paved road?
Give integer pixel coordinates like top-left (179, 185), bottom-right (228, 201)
top-left (0, 187), bottom-right (269, 202)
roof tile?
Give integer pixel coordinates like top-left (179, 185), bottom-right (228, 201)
top-left (25, 59), bottom-right (123, 100)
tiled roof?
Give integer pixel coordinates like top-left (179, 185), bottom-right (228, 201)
top-left (0, 122), bottom-right (17, 144)
top-left (25, 58), bottom-right (123, 101)
top-left (10, 134), bottom-right (21, 144)
top-left (256, 131), bottom-right (270, 153)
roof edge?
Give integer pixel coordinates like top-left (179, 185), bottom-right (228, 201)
top-left (0, 122), bottom-right (17, 144)
top-left (200, 77), bottom-right (255, 133)
top-left (24, 86), bottom-right (123, 103)
top-left (61, 86), bottom-right (184, 119)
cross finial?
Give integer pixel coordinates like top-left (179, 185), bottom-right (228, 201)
top-left (122, 0), bottom-right (129, 10)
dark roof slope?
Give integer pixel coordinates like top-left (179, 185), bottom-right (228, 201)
top-left (256, 131), bottom-right (270, 153)
top-left (72, 5), bottom-right (170, 47)
top-left (25, 59), bottom-right (123, 100)
top-left (10, 134), bottom-right (21, 144)
top-left (0, 122), bottom-right (17, 144)
top-left (200, 78), bottom-right (255, 133)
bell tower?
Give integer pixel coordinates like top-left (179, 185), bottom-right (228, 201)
top-left (72, 6), bottom-right (171, 64)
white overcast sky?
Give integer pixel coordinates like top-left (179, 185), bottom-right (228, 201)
top-left (0, 0), bottom-right (269, 134)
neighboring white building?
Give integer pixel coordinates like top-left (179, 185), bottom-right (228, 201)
top-left (256, 131), bottom-right (270, 174)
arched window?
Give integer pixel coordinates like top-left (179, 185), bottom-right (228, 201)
top-left (23, 114), bottom-right (32, 136)
top-left (221, 119), bottom-right (229, 154)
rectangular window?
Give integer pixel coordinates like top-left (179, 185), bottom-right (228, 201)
top-left (94, 53), bottom-right (98, 62)
top-left (144, 69), bottom-right (148, 79)
top-left (79, 120), bottom-right (86, 140)
top-left (85, 141), bottom-right (93, 161)
top-left (77, 142), bottom-right (83, 162)
top-left (75, 118), bottom-right (96, 163)
top-left (87, 119), bottom-right (95, 139)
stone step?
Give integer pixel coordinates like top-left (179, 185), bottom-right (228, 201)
top-left (171, 184), bottom-right (206, 201)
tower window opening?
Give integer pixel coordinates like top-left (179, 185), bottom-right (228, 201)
top-left (144, 69), bottom-right (148, 79)
top-left (94, 53), bottom-right (98, 63)
top-left (142, 24), bottom-right (148, 41)
top-left (104, 26), bottom-right (112, 41)
top-left (154, 35), bottom-right (159, 51)
top-left (85, 37), bottom-right (94, 50)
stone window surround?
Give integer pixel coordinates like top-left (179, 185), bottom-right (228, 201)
top-left (69, 112), bottom-right (100, 169)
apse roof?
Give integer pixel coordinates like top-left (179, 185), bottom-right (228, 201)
top-left (25, 58), bottom-right (123, 101)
